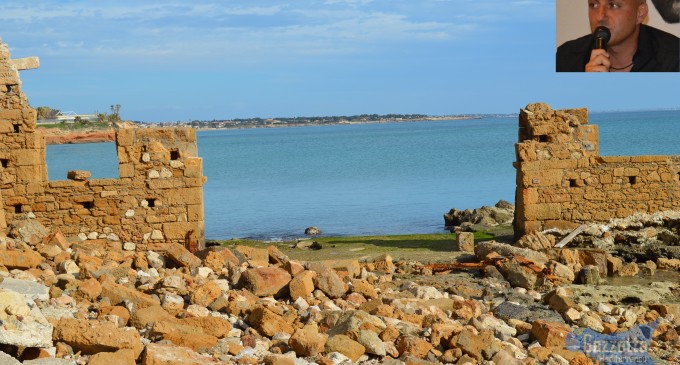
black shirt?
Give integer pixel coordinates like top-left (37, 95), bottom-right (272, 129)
top-left (556, 24), bottom-right (680, 72)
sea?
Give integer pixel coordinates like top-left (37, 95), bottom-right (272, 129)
top-left (45, 110), bottom-right (680, 240)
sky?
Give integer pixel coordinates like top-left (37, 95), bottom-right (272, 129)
top-left (2, 0), bottom-right (679, 122)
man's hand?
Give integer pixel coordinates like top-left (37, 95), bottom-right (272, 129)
top-left (585, 49), bottom-right (610, 72)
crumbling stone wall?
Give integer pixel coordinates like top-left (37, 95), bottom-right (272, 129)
top-left (0, 37), bottom-right (206, 250)
top-left (514, 103), bottom-right (680, 237)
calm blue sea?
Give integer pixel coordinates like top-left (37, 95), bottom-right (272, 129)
top-left (45, 110), bottom-right (680, 240)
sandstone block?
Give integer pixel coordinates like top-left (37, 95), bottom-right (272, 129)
top-left (449, 328), bottom-right (497, 361)
top-left (395, 335), bottom-right (433, 359)
top-left (98, 306), bottom-right (131, 326)
top-left (578, 249), bottom-right (608, 277)
top-left (100, 279), bottom-right (160, 309)
top-left (75, 278), bottom-right (102, 301)
top-left (577, 265), bottom-right (601, 285)
top-left (151, 320), bottom-right (218, 351)
top-left (516, 231), bottom-right (554, 251)
top-left (164, 242), bottom-right (201, 268)
top-left (657, 258), bottom-right (680, 271)
top-left (326, 310), bottom-right (387, 337)
top-left (290, 270), bottom-right (316, 300)
top-left (52, 318), bottom-right (143, 357)
top-left (311, 264), bottom-right (347, 299)
top-left (67, 170), bottom-right (91, 181)
top-left (88, 349), bottom-right (136, 365)
top-left (43, 229), bottom-right (70, 250)
top-left (203, 251), bottom-right (225, 271)
top-left (190, 280), bottom-right (222, 307)
top-left (498, 258), bottom-right (538, 290)
top-left (430, 323), bottom-right (464, 347)
top-left (179, 316), bottom-right (233, 338)
top-left (263, 354), bottom-right (296, 365)
top-left (238, 267), bottom-right (291, 297)
top-left (248, 306), bottom-right (294, 337)
top-left (350, 278), bottom-right (378, 299)
top-left (372, 253), bottom-right (395, 273)
top-left (325, 335), bottom-right (365, 362)
top-left (289, 324), bottom-right (328, 357)
top-left (355, 329), bottom-right (386, 356)
top-left (456, 232), bottom-right (475, 252)
top-left (142, 343), bottom-right (226, 365)
top-left (129, 305), bottom-right (175, 329)
top-left (531, 320), bottom-right (570, 348)
top-left (234, 245), bottom-right (270, 265)
top-left (317, 259), bottom-right (361, 278)
top-left (547, 293), bottom-right (578, 314)
top-left (475, 241), bottom-right (548, 264)
top-left (617, 262), bottom-right (639, 277)
top-left (0, 249), bottom-right (43, 269)
top-left (607, 256), bottom-right (623, 275)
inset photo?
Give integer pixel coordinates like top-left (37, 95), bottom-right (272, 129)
top-left (556, 0), bottom-right (679, 72)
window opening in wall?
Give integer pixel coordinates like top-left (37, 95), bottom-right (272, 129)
top-left (0, 159), bottom-right (8, 168)
top-left (80, 201), bottom-right (93, 209)
top-left (46, 142), bottom-right (119, 180)
top-left (628, 176), bottom-right (637, 184)
top-left (147, 198), bottom-right (156, 208)
top-left (6, 85), bottom-right (14, 94)
top-left (538, 135), bottom-right (549, 142)
top-left (14, 205), bottom-right (21, 214)
top-left (170, 150), bottom-right (180, 161)
top-left (13, 124), bottom-right (20, 133)
top-left (569, 179), bottom-right (577, 187)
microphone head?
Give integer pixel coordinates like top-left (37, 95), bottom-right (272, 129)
top-left (594, 26), bottom-right (611, 49)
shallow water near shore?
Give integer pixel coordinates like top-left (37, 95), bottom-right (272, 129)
top-left (45, 109), bottom-right (680, 240)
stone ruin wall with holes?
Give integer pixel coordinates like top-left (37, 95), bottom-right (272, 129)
top-left (0, 37), bottom-right (207, 251)
top-left (514, 102), bottom-right (680, 237)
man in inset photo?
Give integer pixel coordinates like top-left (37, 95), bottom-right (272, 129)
top-left (556, 0), bottom-right (679, 72)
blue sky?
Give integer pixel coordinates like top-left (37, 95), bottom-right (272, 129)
top-left (2, 0), bottom-right (679, 122)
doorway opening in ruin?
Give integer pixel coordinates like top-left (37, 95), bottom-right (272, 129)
top-left (0, 159), bottom-right (8, 168)
top-left (46, 142), bottom-right (119, 180)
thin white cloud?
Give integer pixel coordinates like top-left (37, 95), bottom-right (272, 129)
top-left (2, 0), bottom-right (485, 67)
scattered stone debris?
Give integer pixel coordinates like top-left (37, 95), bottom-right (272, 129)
top-left (1, 212), bottom-right (680, 365)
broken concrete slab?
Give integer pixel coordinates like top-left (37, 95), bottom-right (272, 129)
top-left (0, 277), bottom-right (49, 301)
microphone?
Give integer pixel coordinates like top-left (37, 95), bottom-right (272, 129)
top-left (594, 26), bottom-right (611, 50)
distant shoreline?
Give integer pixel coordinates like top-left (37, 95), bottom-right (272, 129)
top-left (190, 115), bottom-right (485, 131)
top-left (39, 116), bottom-right (492, 144)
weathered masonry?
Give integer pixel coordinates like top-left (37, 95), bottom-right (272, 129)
top-left (514, 102), bottom-right (680, 237)
top-left (0, 37), bottom-right (206, 250)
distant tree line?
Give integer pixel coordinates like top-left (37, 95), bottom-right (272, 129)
top-left (34, 104), bottom-right (124, 130)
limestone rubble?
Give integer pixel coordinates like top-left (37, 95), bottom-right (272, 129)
top-left (0, 218), bottom-right (680, 364)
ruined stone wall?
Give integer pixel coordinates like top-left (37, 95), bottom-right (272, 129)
top-left (514, 103), bottom-right (680, 237)
top-left (0, 37), bottom-right (206, 250)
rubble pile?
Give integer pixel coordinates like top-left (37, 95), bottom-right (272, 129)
top-left (1, 218), bottom-right (680, 364)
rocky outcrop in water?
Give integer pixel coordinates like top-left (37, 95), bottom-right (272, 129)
top-left (444, 200), bottom-right (514, 229)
